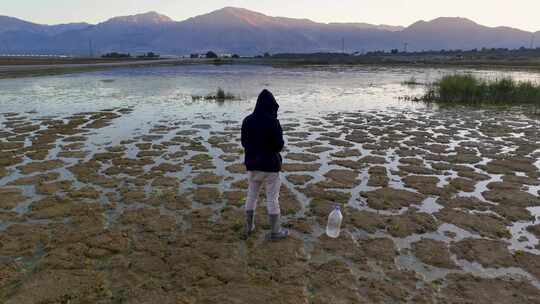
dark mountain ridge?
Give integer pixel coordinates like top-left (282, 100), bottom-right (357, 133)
top-left (0, 7), bottom-right (536, 55)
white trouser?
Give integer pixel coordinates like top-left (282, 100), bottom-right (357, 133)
top-left (245, 171), bottom-right (281, 215)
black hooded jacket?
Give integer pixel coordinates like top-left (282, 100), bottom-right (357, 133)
top-left (241, 89), bottom-right (284, 172)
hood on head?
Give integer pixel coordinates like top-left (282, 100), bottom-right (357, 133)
top-left (253, 89), bottom-right (279, 118)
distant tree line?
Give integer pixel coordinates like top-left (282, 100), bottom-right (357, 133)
top-left (101, 52), bottom-right (131, 58)
top-left (189, 51), bottom-right (240, 59)
top-left (137, 52), bottom-right (160, 59)
top-left (101, 52), bottom-right (160, 59)
top-left (101, 46), bottom-right (540, 61)
top-left (364, 46), bottom-right (540, 56)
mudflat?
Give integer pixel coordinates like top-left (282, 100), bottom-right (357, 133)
top-left (0, 65), bottom-right (539, 303)
top-left (0, 105), bottom-right (539, 303)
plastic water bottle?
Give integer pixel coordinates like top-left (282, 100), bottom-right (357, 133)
top-left (326, 205), bottom-right (343, 238)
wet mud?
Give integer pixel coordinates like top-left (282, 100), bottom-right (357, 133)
top-left (0, 106), bottom-right (539, 303)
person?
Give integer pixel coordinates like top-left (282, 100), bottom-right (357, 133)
top-left (241, 89), bottom-right (288, 240)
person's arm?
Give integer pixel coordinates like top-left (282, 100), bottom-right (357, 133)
top-left (241, 119), bottom-right (248, 149)
top-left (270, 120), bottom-right (285, 152)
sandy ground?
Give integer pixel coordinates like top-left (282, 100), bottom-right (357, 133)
top-left (0, 59), bottom-right (189, 72)
top-left (0, 58), bottom-right (229, 78)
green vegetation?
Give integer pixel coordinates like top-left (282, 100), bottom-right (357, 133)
top-left (216, 88), bottom-right (229, 100)
top-left (420, 74), bottom-right (540, 105)
top-left (401, 76), bottom-right (423, 87)
top-left (192, 88), bottom-right (237, 102)
top-left (206, 51), bottom-right (218, 59)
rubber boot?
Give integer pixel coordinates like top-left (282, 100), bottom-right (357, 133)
top-left (242, 210), bottom-right (255, 240)
top-left (268, 214), bottom-right (289, 241)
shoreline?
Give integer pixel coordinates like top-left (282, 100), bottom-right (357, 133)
top-left (0, 58), bottom-right (217, 79)
top-left (2, 56), bottom-right (540, 79)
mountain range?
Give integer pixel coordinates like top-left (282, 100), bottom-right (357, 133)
top-left (0, 7), bottom-right (538, 55)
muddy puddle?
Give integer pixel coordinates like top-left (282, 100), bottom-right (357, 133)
top-left (0, 65), bottom-right (540, 303)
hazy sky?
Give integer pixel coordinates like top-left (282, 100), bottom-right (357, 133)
top-left (2, 0), bottom-right (540, 31)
